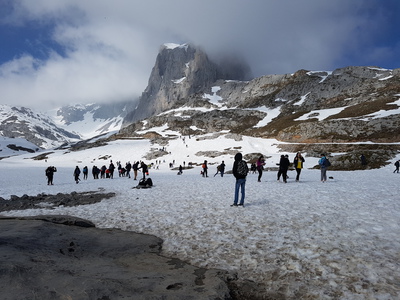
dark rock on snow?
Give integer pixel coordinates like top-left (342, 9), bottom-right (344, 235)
top-left (0, 215), bottom-right (234, 300)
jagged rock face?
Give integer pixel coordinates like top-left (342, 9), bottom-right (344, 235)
top-left (121, 62), bottom-right (400, 145)
top-left (122, 44), bottom-right (251, 125)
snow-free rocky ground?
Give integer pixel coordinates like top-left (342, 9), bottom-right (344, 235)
top-left (1, 136), bottom-right (399, 299)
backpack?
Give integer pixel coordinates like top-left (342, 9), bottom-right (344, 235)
top-left (237, 160), bottom-right (249, 176)
top-left (324, 158), bottom-right (331, 167)
top-left (138, 177), bottom-right (153, 188)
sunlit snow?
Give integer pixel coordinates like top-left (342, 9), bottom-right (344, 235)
top-left (1, 133), bottom-right (399, 298)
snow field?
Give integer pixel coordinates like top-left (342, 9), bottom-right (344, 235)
top-left (1, 137), bottom-right (399, 299)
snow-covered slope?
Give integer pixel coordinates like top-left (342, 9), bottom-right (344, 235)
top-left (1, 131), bottom-right (399, 299)
top-left (0, 105), bottom-right (80, 151)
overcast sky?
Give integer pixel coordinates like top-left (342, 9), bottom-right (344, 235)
top-left (0, 0), bottom-right (399, 110)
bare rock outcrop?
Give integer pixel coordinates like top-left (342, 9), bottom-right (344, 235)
top-left (0, 215), bottom-right (233, 300)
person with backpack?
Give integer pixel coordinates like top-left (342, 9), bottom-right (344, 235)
top-left (293, 152), bottom-right (305, 182)
top-left (231, 153), bottom-right (249, 207)
top-left (318, 154), bottom-right (330, 182)
top-left (133, 161), bottom-right (139, 180)
top-left (82, 166), bottom-right (88, 180)
top-left (45, 166), bottom-right (57, 185)
top-left (73, 166), bottom-right (81, 184)
top-left (202, 160), bottom-right (208, 177)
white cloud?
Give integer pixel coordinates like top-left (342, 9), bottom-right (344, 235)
top-left (0, 0), bottom-right (398, 109)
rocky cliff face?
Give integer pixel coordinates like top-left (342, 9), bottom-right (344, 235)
top-left (121, 60), bottom-right (400, 145)
top-left (122, 43), bottom-right (250, 125)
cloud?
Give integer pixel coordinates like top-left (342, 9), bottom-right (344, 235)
top-left (0, 0), bottom-right (399, 109)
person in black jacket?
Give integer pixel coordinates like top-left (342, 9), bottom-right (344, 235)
top-left (45, 166), bottom-right (57, 185)
top-left (277, 155), bottom-right (290, 183)
top-left (231, 153), bottom-right (249, 207)
top-left (73, 166), bottom-right (81, 184)
top-left (293, 152), bottom-right (305, 181)
top-left (140, 161), bottom-right (148, 180)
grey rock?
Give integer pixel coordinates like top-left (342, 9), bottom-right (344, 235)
top-left (0, 216), bottom-right (233, 300)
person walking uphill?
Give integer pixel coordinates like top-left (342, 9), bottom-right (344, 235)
top-left (231, 153), bottom-right (249, 207)
top-left (293, 152), bottom-right (305, 182)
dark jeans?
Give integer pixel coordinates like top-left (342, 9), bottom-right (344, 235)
top-left (257, 169), bottom-right (263, 182)
top-left (295, 168), bottom-right (302, 181)
top-left (234, 178), bottom-right (246, 205)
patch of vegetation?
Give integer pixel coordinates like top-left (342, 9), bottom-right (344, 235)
top-left (31, 152), bottom-right (54, 161)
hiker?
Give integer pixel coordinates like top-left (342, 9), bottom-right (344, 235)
top-left (318, 154), bottom-right (330, 182)
top-left (82, 166), bottom-right (88, 180)
top-left (277, 155), bottom-right (290, 183)
top-left (139, 161), bottom-right (148, 180)
top-left (73, 166), bottom-right (81, 184)
top-left (256, 155), bottom-right (265, 182)
top-left (133, 161), bottom-right (139, 180)
top-left (214, 161), bottom-right (226, 177)
top-left (108, 161), bottom-right (115, 179)
top-left (92, 165), bottom-right (99, 179)
top-left (394, 160), bottom-right (400, 173)
top-left (219, 161), bottom-right (225, 177)
top-left (45, 166), bottom-right (57, 185)
top-left (126, 162), bottom-right (132, 178)
top-left (202, 160), bottom-right (208, 177)
top-left (231, 153), bottom-right (249, 207)
top-left (293, 152), bottom-right (305, 182)
top-left (100, 165), bottom-right (106, 178)
top-left (178, 165), bottom-right (183, 175)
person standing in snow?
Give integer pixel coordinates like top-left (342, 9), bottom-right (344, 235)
top-left (133, 161), bottom-right (139, 180)
top-left (108, 161), bottom-right (115, 179)
top-left (202, 160), bottom-right (208, 177)
top-left (318, 154), bottom-right (329, 182)
top-left (219, 161), bottom-right (226, 177)
top-left (73, 166), bottom-right (81, 184)
top-left (139, 161), bottom-right (148, 180)
top-left (125, 162), bottom-right (132, 178)
top-left (256, 155), bottom-right (266, 182)
top-left (277, 155), bottom-right (290, 183)
top-left (231, 153), bottom-right (249, 207)
top-left (82, 166), bottom-right (88, 180)
top-left (45, 166), bottom-right (57, 185)
top-left (293, 152), bottom-right (305, 182)
top-left (394, 160), bottom-right (400, 173)
top-left (100, 165), bottom-right (106, 178)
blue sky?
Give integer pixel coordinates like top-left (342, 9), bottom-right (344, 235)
top-left (0, 0), bottom-right (399, 109)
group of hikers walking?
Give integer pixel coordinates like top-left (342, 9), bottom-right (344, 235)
top-left (45, 160), bottom-right (150, 185)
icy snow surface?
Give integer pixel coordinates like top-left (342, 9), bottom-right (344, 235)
top-left (1, 138), bottom-right (399, 299)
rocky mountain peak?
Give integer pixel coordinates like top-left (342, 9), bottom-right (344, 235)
top-left (122, 43), bottom-right (252, 125)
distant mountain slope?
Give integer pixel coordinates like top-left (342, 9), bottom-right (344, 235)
top-left (0, 105), bottom-right (80, 150)
top-left (52, 101), bottom-right (131, 139)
